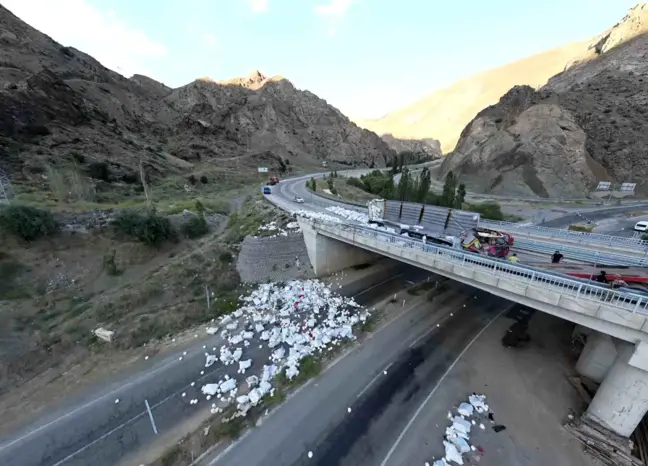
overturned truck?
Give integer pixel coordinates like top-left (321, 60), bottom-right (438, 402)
top-left (367, 199), bottom-right (480, 248)
top-left (367, 199), bottom-right (514, 258)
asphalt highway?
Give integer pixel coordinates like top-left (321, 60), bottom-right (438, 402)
top-left (0, 262), bottom-right (420, 466)
top-left (203, 283), bottom-right (508, 466)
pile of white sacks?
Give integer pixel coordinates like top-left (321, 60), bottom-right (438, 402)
top-left (253, 221), bottom-right (301, 238)
top-left (292, 210), bottom-right (341, 223)
top-left (429, 393), bottom-right (489, 466)
top-left (200, 280), bottom-right (371, 417)
top-left (325, 206), bottom-right (369, 223)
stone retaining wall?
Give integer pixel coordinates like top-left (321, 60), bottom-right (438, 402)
top-left (236, 233), bottom-right (314, 283)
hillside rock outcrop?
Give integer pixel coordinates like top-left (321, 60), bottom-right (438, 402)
top-left (379, 134), bottom-right (442, 158)
top-left (0, 4), bottom-right (394, 189)
top-left (441, 3), bottom-right (648, 197)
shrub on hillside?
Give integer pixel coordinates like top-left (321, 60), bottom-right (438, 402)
top-left (468, 202), bottom-right (504, 221)
top-left (181, 215), bottom-right (209, 238)
top-left (0, 204), bottom-right (58, 240)
top-left (114, 210), bottom-right (175, 246)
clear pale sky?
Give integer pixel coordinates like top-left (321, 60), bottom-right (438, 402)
top-left (2, 0), bottom-right (641, 118)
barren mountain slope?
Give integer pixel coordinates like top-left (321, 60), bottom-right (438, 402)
top-left (441, 3), bottom-right (648, 198)
top-left (378, 134), bottom-right (442, 158)
top-left (355, 41), bottom-right (588, 153)
top-left (0, 4), bottom-right (393, 193)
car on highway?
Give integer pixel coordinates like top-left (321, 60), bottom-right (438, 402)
top-left (293, 196), bottom-right (305, 203)
top-left (634, 221), bottom-right (648, 232)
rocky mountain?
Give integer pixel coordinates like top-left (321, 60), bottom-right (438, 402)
top-left (355, 41), bottom-right (588, 154)
top-left (0, 5), bottom-right (393, 191)
top-left (379, 134), bottom-right (442, 158)
top-left (441, 3), bottom-right (648, 198)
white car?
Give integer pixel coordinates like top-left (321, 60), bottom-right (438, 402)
top-left (293, 196), bottom-right (305, 203)
top-left (634, 221), bottom-right (648, 232)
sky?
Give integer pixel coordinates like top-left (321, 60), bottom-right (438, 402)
top-left (1, 0), bottom-right (641, 119)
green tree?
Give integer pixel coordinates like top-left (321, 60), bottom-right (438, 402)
top-left (381, 174), bottom-right (395, 199)
top-left (398, 168), bottom-right (411, 201)
top-left (416, 167), bottom-right (431, 202)
top-left (398, 152), bottom-right (406, 171)
top-left (440, 171), bottom-right (457, 207)
top-left (455, 183), bottom-right (467, 208)
top-left (310, 177), bottom-right (317, 191)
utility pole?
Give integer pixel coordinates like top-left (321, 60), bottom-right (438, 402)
top-left (0, 169), bottom-right (14, 204)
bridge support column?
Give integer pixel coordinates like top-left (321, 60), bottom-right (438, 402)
top-left (586, 342), bottom-right (648, 437)
top-left (575, 332), bottom-right (617, 383)
top-left (299, 219), bottom-right (379, 276)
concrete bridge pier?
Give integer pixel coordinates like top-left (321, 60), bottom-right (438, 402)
top-left (575, 332), bottom-right (617, 383)
top-left (299, 220), bottom-right (379, 276)
top-left (586, 341), bottom-right (648, 437)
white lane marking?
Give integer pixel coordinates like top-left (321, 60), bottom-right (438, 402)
top-left (379, 307), bottom-right (507, 466)
top-left (406, 299), bottom-right (463, 349)
top-left (352, 274), bottom-right (403, 298)
top-left (408, 327), bottom-right (435, 349)
top-left (356, 369), bottom-right (385, 399)
top-left (0, 355), bottom-right (187, 451)
top-left (50, 366), bottom-right (227, 465)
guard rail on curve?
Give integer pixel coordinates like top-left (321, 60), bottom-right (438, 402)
top-left (311, 220), bottom-right (648, 315)
top-left (481, 219), bottom-right (648, 249)
top-left (514, 237), bottom-right (648, 267)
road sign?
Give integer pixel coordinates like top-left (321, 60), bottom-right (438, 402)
top-left (257, 167), bottom-right (268, 173)
top-left (595, 181), bottom-right (612, 191)
top-left (620, 182), bottom-right (637, 192)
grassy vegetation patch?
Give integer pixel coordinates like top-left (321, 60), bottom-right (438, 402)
top-left (0, 204), bottom-right (59, 240)
top-left (114, 210), bottom-right (176, 246)
top-left (568, 224), bottom-right (594, 232)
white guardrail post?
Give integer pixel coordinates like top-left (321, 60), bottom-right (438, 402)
top-left (313, 219), bottom-right (648, 315)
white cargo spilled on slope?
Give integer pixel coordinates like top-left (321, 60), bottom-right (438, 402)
top-left (198, 279), bottom-right (371, 418)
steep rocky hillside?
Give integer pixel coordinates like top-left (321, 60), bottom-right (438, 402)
top-left (379, 134), bottom-right (442, 158)
top-left (441, 3), bottom-right (648, 198)
top-left (0, 5), bottom-right (393, 193)
top-left (355, 41), bottom-right (588, 153)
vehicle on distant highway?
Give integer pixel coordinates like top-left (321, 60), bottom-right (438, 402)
top-left (634, 221), bottom-right (648, 232)
top-left (293, 196), bottom-right (304, 203)
top-left (263, 185), bottom-right (272, 194)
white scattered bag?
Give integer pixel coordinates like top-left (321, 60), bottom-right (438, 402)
top-left (444, 440), bottom-right (464, 465)
top-left (452, 416), bottom-right (472, 435)
top-left (201, 383), bottom-right (219, 396)
top-left (205, 354), bottom-right (218, 368)
top-left (457, 402), bottom-right (474, 417)
top-left (468, 394), bottom-right (488, 413)
top-left (451, 437), bottom-right (471, 454)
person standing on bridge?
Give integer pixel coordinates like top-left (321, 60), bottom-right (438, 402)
top-left (551, 250), bottom-right (564, 264)
top-left (508, 253), bottom-right (519, 263)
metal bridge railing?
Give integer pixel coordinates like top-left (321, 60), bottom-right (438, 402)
top-left (480, 220), bottom-right (648, 249)
top-left (513, 237), bottom-right (648, 267)
top-left (311, 220), bottom-right (648, 315)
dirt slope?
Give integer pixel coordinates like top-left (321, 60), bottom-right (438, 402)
top-left (355, 41), bottom-right (588, 154)
top-left (0, 5), bottom-right (394, 193)
top-left (441, 3), bottom-right (648, 198)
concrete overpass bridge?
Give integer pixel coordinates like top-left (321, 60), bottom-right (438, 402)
top-left (298, 217), bottom-right (648, 439)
